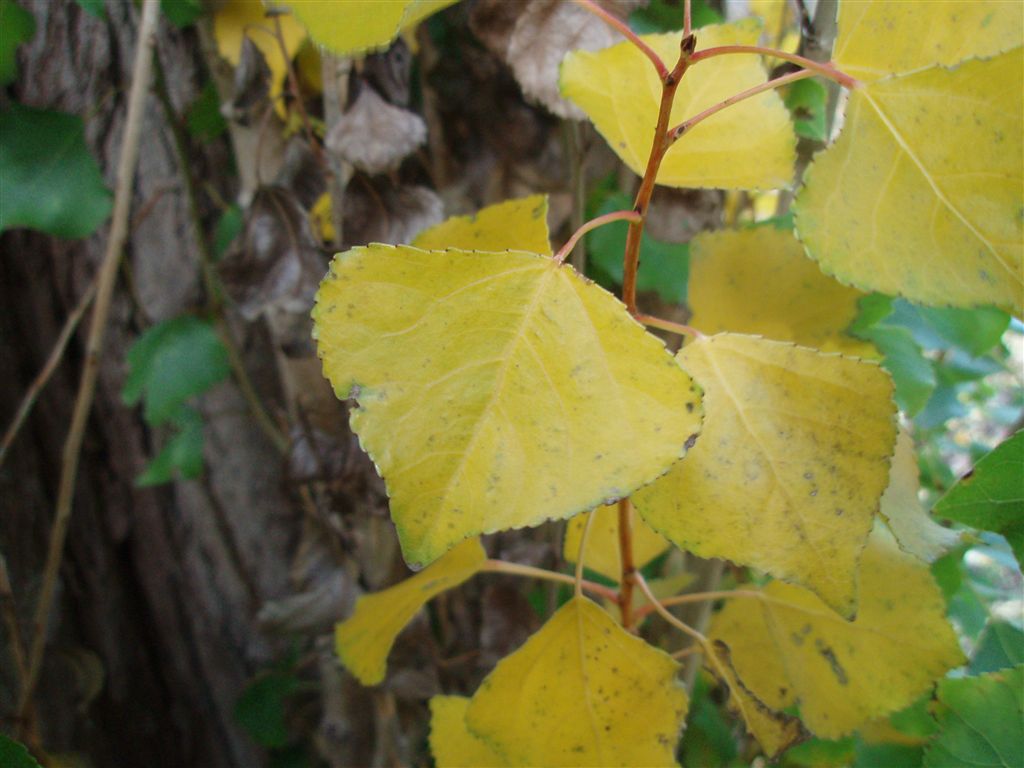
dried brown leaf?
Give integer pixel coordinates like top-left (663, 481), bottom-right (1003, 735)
top-left (326, 85), bottom-right (427, 174)
top-left (343, 178), bottom-right (443, 246)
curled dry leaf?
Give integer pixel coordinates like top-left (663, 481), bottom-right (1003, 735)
top-left (222, 36), bottom-right (271, 126)
top-left (326, 85), bottom-right (427, 174)
top-left (219, 186), bottom-right (325, 320)
top-left (506, 0), bottom-right (624, 120)
top-left (343, 178), bottom-right (444, 246)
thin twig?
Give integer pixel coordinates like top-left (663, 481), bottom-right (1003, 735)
top-left (669, 69), bottom-right (815, 142)
top-left (683, 0), bottom-right (692, 37)
top-left (633, 571), bottom-right (708, 647)
top-left (616, 499), bottom-right (636, 627)
top-left (573, 0), bottom-right (668, 80)
top-left (689, 44), bottom-right (860, 89)
top-left (152, 50), bottom-right (289, 455)
top-left (480, 559), bottom-right (618, 603)
top-left (636, 313), bottom-right (702, 339)
top-left (554, 210), bottom-right (642, 264)
top-left (0, 554), bottom-right (26, 687)
top-left (16, 0), bottom-right (162, 725)
top-left (0, 279), bottom-right (97, 469)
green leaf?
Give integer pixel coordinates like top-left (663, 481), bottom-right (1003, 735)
top-left (854, 742), bottom-right (923, 768)
top-left (911, 305), bottom-right (1010, 358)
top-left (73, 0), bottom-right (106, 18)
top-left (709, 526), bottom-right (965, 745)
top-left (465, 597), bottom-right (688, 767)
top-left (936, 432), bottom-right (1024, 567)
top-left (122, 316), bottom-right (230, 427)
top-left (336, 539), bottom-right (485, 685)
top-left (851, 295), bottom-right (936, 417)
top-left (586, 191), bottom-right (689, 303)
top-left (313, 245), bottom-right (702, 567)
top-left (235, 671), bottom-right (301, 749)
top-left (186, 81), bottom-right (227, 141)
top-left (561, 20), bottom-right (796, 190)
top-left (213, 204), bottom-right (243, 260)
top-left (634, 333), bottom-right (897, 617)
top-left (161, 0), bottom-right (202, 27)
top-left (784, 78), bottom-right (828, 142)
top-left (629, 0), bottom-right (722, 33)
top-left (679, 674), bottom-right (741, 768)
top-left (0, 0), bottom-right (35, 86)
top-left (0, 735), bottom-right (42, 768)
top-left (971, 621), bottom-right (1024, 675)
top-left (136, 406), bottom-right (205, 487)
top-left (0, 104), bottom-right (112, 238)
top-left (795, 50), bottom-right (1024, 315)
top-left (923, 666), bottom-right (1024, 768)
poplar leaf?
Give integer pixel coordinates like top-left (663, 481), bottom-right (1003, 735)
top-left (334, 538), bottom-right (485, 685)
top-left (561, 19), bottom-right (796, 190)
top-left (213, 0), bottom-right (306, 113)
top-left (281, 0), bottom-right (455, 56)
top-left (935, 431), bottom-right (1024, 567)
top-left (833, 0), bottom-right (1024, 84)
top-left (313, 245), bottom-right (702, 567)
top-left (465, 597), bottom-right (688, 767)
top-left (413, 195), bottom-right (552, 255)
top-left (633, 333), bottom-right (897, 617)
top-left (923, 665), bottom-right (1024, 768)
top-left (688, 228), bottom-right (870, 353)
top-left (880, 428), bottom-right (960, 563)
top-left (709, 526), bottom-right (965, 743)
top-left (562, 503), bottom-right (670, 583)
top-left (795, 49), bottom-right (1024, 315)
top-left (429, 696), bottom-right (508, 768)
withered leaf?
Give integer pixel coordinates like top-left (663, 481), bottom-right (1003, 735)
top-left (326, 85), bottom-right (427, 174)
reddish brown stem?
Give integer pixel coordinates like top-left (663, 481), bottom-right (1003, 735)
top-left (554, 210), bottom-right (642, 264)
top-left (683, 0), bottom-right (692, 37)
top-left (573, 0), bottom-right (669, 80)
top-left (668, 69), bottom-right (815, 143)
top-left (616, 499), bottom-right (637, 627)
top-left (621, 34), bottom-right (696, 314)
top-left (690, 44), bottom-right (861, 89)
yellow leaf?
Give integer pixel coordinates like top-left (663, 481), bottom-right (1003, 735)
top-left (313, 245), bottom-right (702, 567)
top-left (429, 696), bottom-right (508, 768)
top-left (563, 503), bottom-right (670, 583)
top-left (688, 227), bottom-right (872, 354)
top-left (335, 538), bottom-right (485, 685)
top-left (465, 596), bottom-right (688, 767)
top-left (633, 333), bottom-right (897, 617)
top-left (706, 639), bottom-right (804, 756)
top-left (880, 428), bottom-right (961, 563)
top-left (280, 0), bottom-right (456, 56)
top-left (413, 195), bottom-right (552, 255)
top-left (749, 0), bottom-right (797, 50)
top-left (708, 525), bottom-right (966, 741)
top-left (561, 20), bottom-right (795, 190)
top-left (795, 50), bottom-right (1024, 315)
top-left (310, 192), bottom-right (335, 244)
top-left (833, 0), bottom-right (1024, 83)
top-left (213, 0), bottom-right (306, 113)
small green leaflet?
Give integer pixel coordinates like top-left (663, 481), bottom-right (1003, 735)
top-left (784, 78), bottom-right (828, 142)
top-left (0, 735), bottom-right (41, 768)
top-left (935, 432), bottom-right (1024, 567)
top-left (122, 316), bottom-right (230, 427)
top-left (135, 406), bottom-right (205, 486)
top-left (923, 666), bottom-right (1024, 768)
top-left (0, 104), bottom-right (112, 238)
top-left (73, 0), bottom-right (105, 18)
top-left (971, 621), bottom-right (1024, 675)
top-left (186, 81), bottom-right (227, 141)
top-left (0, 0), bottom-right (35, 86)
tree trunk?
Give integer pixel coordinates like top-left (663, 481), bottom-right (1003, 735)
top-left (1, 3), bottom-right (309, 764)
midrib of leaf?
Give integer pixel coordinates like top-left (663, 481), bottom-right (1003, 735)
top-left (701, 347), bottom-right (839, 596)
top-left (575, 603), bottom-right (608, 764)
top-left (423, 264), bottom-right (554, 544)
top-left (860, 89), bottom-right (1021, 291)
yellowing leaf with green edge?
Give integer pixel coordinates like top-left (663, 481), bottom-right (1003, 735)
top-left (213, 0), bottom-right (306, 112)
top-left (833, 0), bottom-right (1024, 84)
top-left (632, 333), bottom-right (897, 617)
top-left (708, 525), bottom-right (966, 741)
top-left (429, 696), bottom-right (508, 768)
top-left (688, 227), bottom-right (872, 354)
top-left (706, 638), bottom-right (805, 756)
top-left (313, 245), bottom-right (702, 567)
top-left (465, 596), bottom-right (687, 767)
top-left (335, 538), bottom-right (485, 685)
top-left (795, 50), bottom-right (1024, 315)
top-left (880, 428), bottom-right (961, 563)
top-left (413, 195), bottom-right (552, 255)
top-left (563, 503), bottom-right (671, 583)
top-left (561, 19), bottom-right (795, 190)
top-left (279, 0), bottom-right (456, 56)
